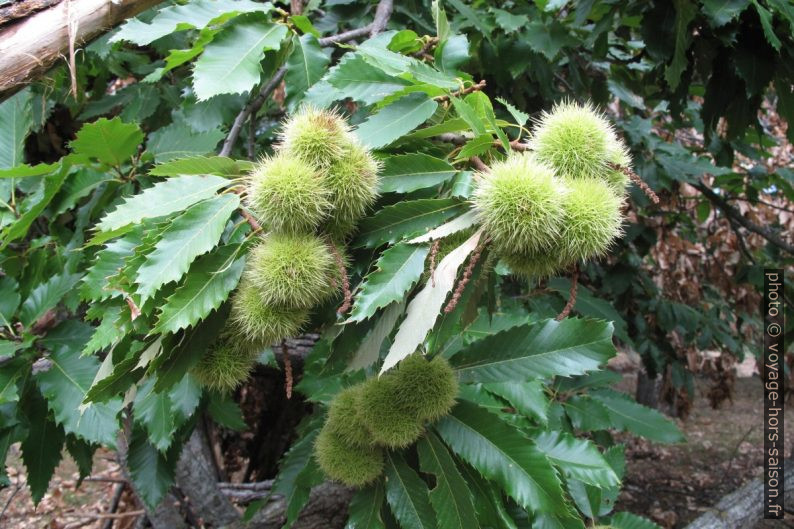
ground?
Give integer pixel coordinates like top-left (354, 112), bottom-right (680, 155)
top-left (615, 374), bottom-right (794, 528)
top-left (0, 372), bottom-right (789, 528)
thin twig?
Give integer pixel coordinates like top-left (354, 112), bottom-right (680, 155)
top-left (290, 0), bottom-right (302, 15)
top-left (220, 68), bottom-right (286, 157)
top-left (692, 180), bottom-right (794, 254)
top-left (429, 239), bottom-right (440, 287)
top-left (231, 188), bottom-right (263, 231)
top-left (435, 80), bottom-right (486, 102)
top-left (0, 482), bottom-right (22, 523)
top-left (246, 113), bottom-right (256, 160)
top-left (281, 341), bottom-right (293, 399)
top-left (469, 156), bottom-right (489, 172)
top-left (556, 266), bottom-right (579, 321)
top-left (411, 36), bottom-right (439, 58)
top-left (67, 510), bottom-right (146, 520)
top-left (443, 237), bottom-right (489, 314)
top-left (101, 483), bottom-right (126, 529)
top-left (219, 0), bottom-right (393, 157)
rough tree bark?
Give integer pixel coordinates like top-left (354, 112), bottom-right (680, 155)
top-left (0, 0), bottom-right (164, 102)
top-left (685, 459), bottom-right (794, 529)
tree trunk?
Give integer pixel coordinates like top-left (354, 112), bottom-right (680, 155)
top-left (0, 0), bottom-right (163, 102)
top-left (635, 369), bottom-right (660, 408)
top-left (684, 459), bottom-right (794, 529)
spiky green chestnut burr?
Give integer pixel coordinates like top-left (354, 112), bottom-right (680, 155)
top-left (192, 339), bottom-right (260, 392)
top-left (326, 386), bottom-right (372, 448)
top-left (604, 137), bottom-right (631, 192)
top-left (559, 177), bottom-right (623, 262)
top-left (314, 425), bottom-right (384, 487)
top-left (246, 154), bottom-right (331, 234)
top-left (529, 101), bottom-right (616, 180)
top-left (501, 250), bottom-right (571, 280)
top-left (392, 354), bottom-right (458, 422)
top-left (229, 279), bottom-right (308, 344)
top-left (358, 376), bottom-right (424, 448)
top-left (280, 106), bottom-right (352, 169)
top-left (473, 153), bottom-right (566, 254)
top-left (325, 142), bottom-right (380, 235)
top-left (246, 234), bottom-right (335, 308)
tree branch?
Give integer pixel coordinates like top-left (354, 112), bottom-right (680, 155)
top-left (0, 0), bottom-right (165, 102)
top-left (219, 0), bottom-right (393, 157)
top-left (692, 180), bottom-right (794, 254)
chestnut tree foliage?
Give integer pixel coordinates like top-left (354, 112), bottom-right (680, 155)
top-left (0, 0), bottom-right (791, 527)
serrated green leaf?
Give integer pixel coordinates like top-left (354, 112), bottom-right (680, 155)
top-left (547, 278), bottom-right (629, 343)
top-left (21, 391), bottom-right (65, 505)
top-left (664, 0), bottom-right (697, 89)
top-left (436, 401), bottom-right (567, 515)
top-left (326, 55), bottom-right (411, 105)
top-left (135, 194), bottom-right (239, 300)
top-left (50, 168), bottom-right (112, 215)
top-left (349, 300), bottom-right (405, 372)
top-left (610, 512), bottom-right (663, 529)
top-left (146, 123), bottom-right (225, 162)
top-left (457, 461), bottom-right (518, 529)
top-left (492, 8), bottom-right (530, 33)
top-left (133, 378), bottom-right (176, 452)
top-left (0, 162), bottom-right (58, 179)
top-left (152, 306), bottom-right (228, 392)
top-left (1, 170), bottom-right (67, 250)
top-left (0, 88), bottom-right (32, 168)
top-left (70, 118), bottom-right (143, 167)
top-left (285, 34), bottom-right (331, 109)
top-left (437, 34), bottom-right (469, 72)
top-left (384, 451), bottom-right (438, 529)
top-left (417, 432), bottom-right (479, 529)
top-left (127, 427), bottom-right (177, 509)
top-left (379, 154), bottom-right (457, 194)
top-left (485, 380), bottom-right (549, 425)
top-left (96, 174), bottom-right (229, 232)
top-left (355, 93), bottom-right (439, 149)
top-left (752, 0), bottom-right (782, 50)
top-left (0, 277), bottom-right (20, 328)
top-left (0, 358), bottom-right (27, 404)
top-left (346, 481), bottom-right (386, 529)
top-left (81, 229), bottom-right (143, 301)
top-left (496, 97), bottom-right (529, 127)
top-left (66, 435), bottom-right (96, 482)
top-left (35, 329), bottom-right (122, 448)
top-left (523, 21), bottom-right (576, 60)
top-left (449, 318), bottom-right (616, 384)
top-left (533, 431), bottom-right (619, 488)
top-left (356, 38), bottom-right (458, 89)
top-left (349, 244), bottom-right (428, 322)
top-left (589, 389), bottom-right (685, 443)
top-left (168, 375), bottom-right (202, 423)
top-left (19, 273), bottom-right (81, 327)
top-left (113, 0), bottom-right (272, 45)
top-left (208, 393), bottom-right (247, 430)
top-left (272, 416), bottom-right (324, 527)
top-left (563, 395), bottom-right (612, 432)
top-left (149, 156), bottom-right (242, 177)
top-left (356, 198), bottom-right (468, 248)
top-left (451, 96), bottom-right (487, 136)
top-left (153, 244), bottom-right (245, 335)
top-left (381, 230), bottom-right (482, 375)
top-left (193, 21), bottom-right (288, 100)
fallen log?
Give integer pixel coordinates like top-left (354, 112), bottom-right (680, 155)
top-left (0, 0), bottom-right (163, 102)
top-left (685, 459), bottom-right (794, 529)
